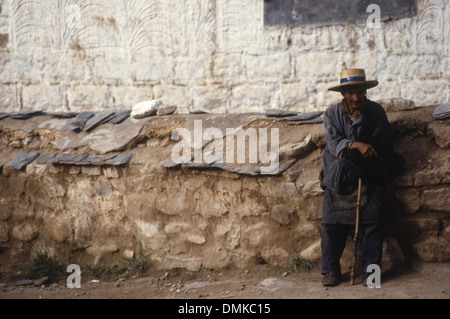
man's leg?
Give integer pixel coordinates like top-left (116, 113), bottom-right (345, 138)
top-left (359, 222), bottom-right (383, 273)
top-left (321, 223), bottom-right (350, 275)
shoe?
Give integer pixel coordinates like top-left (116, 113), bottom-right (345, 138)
top-left (322, 273), bottom-right (341, 287)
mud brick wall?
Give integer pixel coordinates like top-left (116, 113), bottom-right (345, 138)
top-left (0, 105), bottom-right (449, 273)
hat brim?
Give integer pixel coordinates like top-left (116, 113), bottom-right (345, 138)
top-left (328, 80), bottom-right (379, 92)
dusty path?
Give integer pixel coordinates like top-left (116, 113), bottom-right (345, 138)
top-left (1, 261), bottom-right (449, 300)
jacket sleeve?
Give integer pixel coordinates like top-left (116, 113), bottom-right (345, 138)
top-left (323, 106), bottom-right (353, 160)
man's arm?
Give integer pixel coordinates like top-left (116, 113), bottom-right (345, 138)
top-left (323, 105), bottom-right (353, 159)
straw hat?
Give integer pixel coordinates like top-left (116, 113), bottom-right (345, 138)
top-left (328, 68), bottom-right (378, 92)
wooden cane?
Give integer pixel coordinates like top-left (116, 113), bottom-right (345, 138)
top-left (350, 178), bottom-right (363, 285)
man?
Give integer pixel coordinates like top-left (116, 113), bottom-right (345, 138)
top-left (320, 68), bottom-right (402, 287)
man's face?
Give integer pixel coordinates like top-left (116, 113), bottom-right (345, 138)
top-left (342, 86), bottom-right (366, 111)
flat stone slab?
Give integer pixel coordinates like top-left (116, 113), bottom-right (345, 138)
top-left (55, 117), bottom-right (148, 154)
top-left (265, 109), bottom-right (299, 117)
top-left (7, 152), bottom-right (40, 170)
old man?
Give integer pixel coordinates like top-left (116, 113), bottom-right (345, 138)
top-left (320, 68), bottom-right (402, 287)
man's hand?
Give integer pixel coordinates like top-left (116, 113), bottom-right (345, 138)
top-left (350, 142), bottom-right (378, 159)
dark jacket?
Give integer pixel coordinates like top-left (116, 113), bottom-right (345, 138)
top-left (322, 98), bottom-right (395, 195)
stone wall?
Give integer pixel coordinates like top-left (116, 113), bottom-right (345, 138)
top-left (0, 104), bottom-right (449, 273)
top-left (0, 0), bottom-right (449, 114)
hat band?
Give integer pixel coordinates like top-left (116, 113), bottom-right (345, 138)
top-left (340, 76), bottom-right (366, 84)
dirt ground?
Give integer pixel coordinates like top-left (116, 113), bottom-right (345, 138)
top-left (1, 261), bottom-right (449, 300)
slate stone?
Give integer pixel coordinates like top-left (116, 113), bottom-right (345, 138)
top-left (7, 152), bottom-right (40, 170)
top-left (432, 103), bottom-right (450, 120)
top-left (160, 160), bottom-right (182, 168)
top-left (286, 116), bottom-right (323, 125)
top-left (10, 110), bottom-right (44, 119)
top-left (110, 110), bottom-right (131, 124)
top-left (65, 112), bottom-right (95, 131)
top-left (189, 110), bottom-right (209, 114)
top-left (265, 109), bottom-right (299, 117)
top-left (83, 156), bottom-right (113, 165)
top-left (83, 110), bottom-right (117, 131)
top-left (105, 153), bottom-right (133, 166)
top-left (0, 113), bottom-right (10, 120)
top-left (56, 152), bottom-right (89, 164)
top-left (281, 111), bottom-right (324, 121)
top-left (14, 279), bottom-right (34, 286)
top-left (50, 112), bottom-right (78, 119)
top-left (36, 153), bottom-right (58, 164)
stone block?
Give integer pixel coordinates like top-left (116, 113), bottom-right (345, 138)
top-left (196, 189), bottom-right (228, 218)
top-left (45, 216), bottom-right (70, 243)
top-left (0, 84), bottom-right (19, 111)
top-left (12, 223), bottom-right (38, 242)
top-left (22, 84), bottom-right (63, 111)
top-left (112, 85), bottom-right (153, 109)
top-left (163, 255), bottom-right (202, 272)
top-left (414, 236), bottom-right (450, 262)
top-left (244, 52), bottom-right (291, 80)
top-left (81, 166), bottom-right (101, 176)
top-left (67, 85), bottom-right (110, 111)
top-left (270, 204), bottom-right (294, 225)
top-left (421, 188), bottom-right (450, 212)
top-left (299, 239), bottom-right (321, 261)
top-left (156, 188), bottom-right (191, 216)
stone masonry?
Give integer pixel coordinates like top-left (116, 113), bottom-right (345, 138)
top-left (0, 103), bottom-right (449, 273)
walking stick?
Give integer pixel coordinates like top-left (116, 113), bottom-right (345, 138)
top-left (350, 178), bottom-right (363, 285)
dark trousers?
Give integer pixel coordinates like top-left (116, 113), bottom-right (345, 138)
top-left (321, 223), bottom-right (383, 275)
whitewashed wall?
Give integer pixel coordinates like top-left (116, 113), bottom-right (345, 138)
top-left (0, 0), bottom-right (448, 114)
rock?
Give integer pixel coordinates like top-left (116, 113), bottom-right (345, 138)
top-left (279, 134), bottom-right (314, 158)
top-left (135, 276), bottom-right (155, 284)
top-left (34, 276), bottom-right (49, 287)
top-left (131, 100), bottom-right (163, 119)
top-left (105, 154), bottom-right (133, 166)
top-left (65, 112), bottom-right (95, 131)
top-left (36, 153), bottom-right (57, 164)
top-left (110, 110), bottom-right (131, 124)
top-left (432, 102), bottom-right (450, 120)
top-left (414, 236), bottom-right (450, 262)
top-left (7, 152), bottom-right (39, 170)
top-left (11, 110), bottom-right (44, 119)
top-left (265, 109), bottom-right (299, 117)
top-left (427, 120), bottom-right (450, 149)
top-left (286, 116), bottom-right (323, 125)
top-left (270, 204), bottom-right (294, 225)
top-left (257, 277), bottom-right (295, 291)
top-left (14, 279), bottom-right (34, 286)
top-left (302, 180), bottom-right (324, 198)
top-left (299, 239), bottom-right (321, 261)
top-left (12, 223), bottom-right (38, 241)
top-left (83, 110), bottom-right (117, 131)
top-left (157, 105), bottom-right (177, 116)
